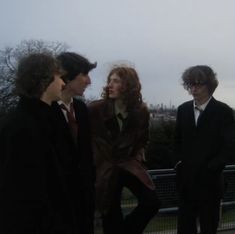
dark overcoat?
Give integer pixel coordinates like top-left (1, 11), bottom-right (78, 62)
top-left (175, 97), bottom-right (235, 200)
top-left (0, 97), bottom-right (76, 233)
top-left (51, 98), bottom-right (95, 234)
top-left (88, 99), bottom-right (155, 213)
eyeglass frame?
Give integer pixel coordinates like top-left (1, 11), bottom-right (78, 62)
top-left (185, 80), bottom-right (207, 90)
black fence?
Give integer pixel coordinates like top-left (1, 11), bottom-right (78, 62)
top-left (95, 165), bottom-right (235, 233)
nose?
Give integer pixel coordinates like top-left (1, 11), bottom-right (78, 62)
top-left (190, 86), bottom-right (198, 93)
top-left (86, 75), bottom-right (91, 85)
top-left (60, 78), bottom-right (65, 87)
top-left (108, 80), bottom-right (113, 87)
top-left (61, 80), bottom-right (66, 90)
top-left (190, 86), bottom-right (195, 92)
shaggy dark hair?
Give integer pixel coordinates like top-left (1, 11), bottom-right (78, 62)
top-left (102, 66), bottom-right (143, 111)
top-left (57, 52), bottom-right (97, 82)
top-left (15, 53), bottom-right (63, 98)
top-left (182, 65), bottom-right (218, 95)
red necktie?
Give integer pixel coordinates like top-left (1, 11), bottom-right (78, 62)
top-left (60, 103), bottom-right (78, 141)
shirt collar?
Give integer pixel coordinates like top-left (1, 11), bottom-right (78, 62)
top-left (193, 97), bottom-right (212, 111)
top-left (58, 99), bottom-right (73, 110)
top-left (114, 100), bottom-right (128, 119)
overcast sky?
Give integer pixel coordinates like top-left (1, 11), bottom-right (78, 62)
top-left (1, 0), bottom-right (235, 108)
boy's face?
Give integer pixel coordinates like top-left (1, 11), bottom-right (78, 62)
top-left (45, 74), bottom-right (65, 102)
top-left (68, 73), bottom-right (91, 96)
top-left (189, 82), bottom-right (210, 105)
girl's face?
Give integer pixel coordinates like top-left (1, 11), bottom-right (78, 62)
top-left (107, 73), bottom-right (123, 99)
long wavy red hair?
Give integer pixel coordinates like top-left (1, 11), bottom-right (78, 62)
top-left (102, 66), bottom-right (143, 111)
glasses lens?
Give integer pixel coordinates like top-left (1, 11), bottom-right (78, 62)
top-left (188, 80), bottom-right (206, 88)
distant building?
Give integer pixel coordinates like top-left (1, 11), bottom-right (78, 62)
top-left (148, 103), bottom-right (176, 121)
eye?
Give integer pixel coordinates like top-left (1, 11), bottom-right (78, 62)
top-left (61, 75), bottom-right (69, 83)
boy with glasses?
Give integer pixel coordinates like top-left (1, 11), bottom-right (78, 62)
top-left (175, 65), bottom-right (235, 234)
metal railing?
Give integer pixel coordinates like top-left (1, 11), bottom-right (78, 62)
top-left (95, 165), bottom-right (235, 233)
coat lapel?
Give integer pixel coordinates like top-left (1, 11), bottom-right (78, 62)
top-left (196, 97), bottom-right (216, 127)
top-left (186, 101), bottom-right (197, 128)
top-left (102, 100), bottom-right (120, 141)
top-left (52, 102), bottom-right (76, 146)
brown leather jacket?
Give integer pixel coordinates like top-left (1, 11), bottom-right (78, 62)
top-left (88, 99), bottom-right (155, 212)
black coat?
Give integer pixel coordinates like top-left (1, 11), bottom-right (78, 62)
top-left (175, 97), bottom-right (235, 200)
top-left (0, 97), bottom-right (76, 233)
top-left (51, 98), bottom-right (95, 234)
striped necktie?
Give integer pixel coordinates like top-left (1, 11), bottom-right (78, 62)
top-left (195, 106), bottom-right (203, 124)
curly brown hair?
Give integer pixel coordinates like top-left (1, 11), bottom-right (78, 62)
top-left (15, 53), bottom-right (63, 98)
top-left (102, 65), bottom-right (143, 110)
top-left (182, 65), bottom-right (218, 95)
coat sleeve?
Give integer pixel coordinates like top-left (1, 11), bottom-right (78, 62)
top-left (0, 125), bottom-right (49, 233)
top-left (208, 106), bottom-right (235, 171)
top-left (174, 105), bottom-right (183, 164)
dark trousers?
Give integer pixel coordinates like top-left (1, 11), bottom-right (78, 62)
top-left (177, 198), bottom-right (221, 234)
top-left (102, 169), bottom-right (160, 234)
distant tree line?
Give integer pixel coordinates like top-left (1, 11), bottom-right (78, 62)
top-left (145, 119), bottom-right (176, 169)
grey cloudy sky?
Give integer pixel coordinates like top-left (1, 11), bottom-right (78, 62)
top-left (1, 0), bottom-right (235, 108)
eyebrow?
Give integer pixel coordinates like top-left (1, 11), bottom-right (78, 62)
top-left (109, 77), bottom-right (121, 82)
top-left (187, 80), bottom-right (207, 85)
